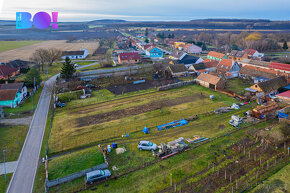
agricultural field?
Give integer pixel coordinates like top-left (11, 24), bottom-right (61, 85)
top-left (0, 40), bottom-right (99, 63)
top-left (48, 84), bottom-right (240, 154)
top-left (0, 41), bottom-right (42, 53)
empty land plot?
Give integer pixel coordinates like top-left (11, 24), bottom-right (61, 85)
top-left (0, 41), bottom-right (42, 53)
top-left (48, 85), bottom-right (239, 154)
top-left (0, 40), bottom-right (99, 63)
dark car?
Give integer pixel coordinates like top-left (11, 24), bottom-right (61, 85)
top-left (56, 102), bottom-right (66, 107)
top-left (76, 86), bottom-right (86, 90)
top-left (86, 84), bottom-right (95, 88)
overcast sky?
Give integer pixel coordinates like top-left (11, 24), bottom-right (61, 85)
top-left (0, 0), bottom-right (289, 21)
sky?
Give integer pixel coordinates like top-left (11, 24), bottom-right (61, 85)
top-left (0, 0), bottom-right (289, 21)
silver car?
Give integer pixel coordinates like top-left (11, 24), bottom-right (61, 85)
top-left (138, 140), bottom-right (158, 151)
top-left (85, 169), bottom-right (111, 184)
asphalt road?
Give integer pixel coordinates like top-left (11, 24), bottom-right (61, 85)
top-left (6, 63), bottom-right (96, 193)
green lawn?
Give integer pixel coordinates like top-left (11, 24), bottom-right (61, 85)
top-left (225, 78), bottom-right (252, 95)
top-left (76, 63), bottom-right (100, 72)
top-left (48, 147), bottom-right (104, 180)
top-left (0, 41), bottom-right (42, 52)
top-left (251, 164), bottom-right (290, 193)
top-left (0, 174), bottom-right (12, 193)
top-left (75, 61), bottom-right (97, 66)
top-left (40, 63), bottom-right (62, 80)
top-left (49, 85), bottom-right (240, 154)
top-left (3, 85), bottom-right (43, 118)
top-left (0, 125), bottom-right (29, 162)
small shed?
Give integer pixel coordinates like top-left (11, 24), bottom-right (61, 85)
top-left (196, 73), bottom-right (224, 90)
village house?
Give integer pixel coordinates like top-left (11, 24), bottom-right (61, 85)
top-left (169, 50), bottom-right (187, 60)
top-left (179, 44), bottom-right (202, 54)
top-left (202, 59), bottom-right (219, 72)
top-left (177, 55), bottom-right (204, 68)
top-left (0, 64), bottom-right (19, 80)
top-left (207, 51), bottom-right (227, 61)
top-left (0, 82), bottom-right (27, 101)
top-left (196, 73), bottom-right (224, 90)
top-left (239, 65), bottom-right (277, 82)
top-left (118, 52), bottom-right (140, 64)
top-left (188, 63), bottom-right (207, 75)
top-left (217, 59), bottom-right (241, 78)
top-left (174, 42), bottom-right (186, 49)
top-left (61, 48), bottom-right (89, 59)
top-left (227, 50), bottom-right (248, 61)
top-left (145, 47), bottom-right (163, 59)
top-left (0, 89), bottom-right (21, 108)
top-left (276, 90), bottom-right (290, 104)
top-left (249, 76), bottom-right (288, 96)
top-left (244, 49), bottom-right (264, 58)
top-left (166, 64), bottom-right (188, 77)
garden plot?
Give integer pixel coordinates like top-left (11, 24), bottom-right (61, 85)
top-left (48, 85), bottom-right (238, 154)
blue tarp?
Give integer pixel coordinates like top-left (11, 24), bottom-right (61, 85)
top-left (157, 119), bottom-right (188, 131)
top-left (278, 111), bottom-right (289, 119)
top-left (284, 84), bottom-right (290, 90)
top-left (143, 126), bottom-right (149, 134)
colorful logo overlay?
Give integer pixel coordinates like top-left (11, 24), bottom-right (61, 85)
top-left (16, 12), bottom-right (58, 29)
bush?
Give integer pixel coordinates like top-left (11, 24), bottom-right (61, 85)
top-left (57, 90), bottom-right (83, 102)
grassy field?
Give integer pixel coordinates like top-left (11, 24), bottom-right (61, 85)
top-left (48, 147), bottom-right (104, 180)
top-left (0, 41), bottom-right (42, 53)
top-left (48, 85), bottom-right (239, 154)
top-left (3, 85), bottom-right (43, 118)
top-left (0, 174), bottom-right (12, 193)
top-left (76, 63), bottom-right (100, 72)
top-left (0, 125), bottom-right (29, 162)
top-left (251, 164), bottom-right (290, 193)
top-left (225, 78), bottom-right (252, 95)
top-left (49, 120), bottom-right (274, 193)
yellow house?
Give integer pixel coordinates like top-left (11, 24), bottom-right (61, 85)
top-left (174, 42), bottom-right (186, 49)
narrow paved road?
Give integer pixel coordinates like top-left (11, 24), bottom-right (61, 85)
top-left (6, 63), bottom-right (97, 193)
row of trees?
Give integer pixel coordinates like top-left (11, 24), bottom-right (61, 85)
top-left (30, 48), bottom-right (62, 72)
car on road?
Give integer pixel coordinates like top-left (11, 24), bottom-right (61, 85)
top-left (138, 140), bottom-right (157, 151)
top-left (85, 169), bottom-right (111, 184)
top-left (76, 86), bottom-right (86, 90)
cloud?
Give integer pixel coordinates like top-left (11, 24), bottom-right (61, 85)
top-left (0, 0), bottom-right (289, 21)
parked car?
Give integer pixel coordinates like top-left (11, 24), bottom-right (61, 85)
top-left (86, 84), bottom-right (95, 88)
top-left (56, 102), bottom-right (66, 107)
top-left (138, 140), bottom-right (157, 151)
top-left (76, 86), bottom-right (86, 90)
top-left (85, 169), bottom-right (111, 184)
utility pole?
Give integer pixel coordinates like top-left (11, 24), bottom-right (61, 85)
top-left (32, 77), bottom-right (35, 111)
top-left (47, 64), bottom-right (49, 80)
top-left (3, 150), bottom-right (6, 182)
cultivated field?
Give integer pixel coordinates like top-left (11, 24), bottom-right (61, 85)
top-left (0, 41), bottom-right (42, 53)
top-left (0, 40), bottom-right (99, 63)
top-left (48, 85), bottom-right (239, 154)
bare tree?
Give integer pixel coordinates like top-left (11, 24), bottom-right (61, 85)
top-left (47, 48), bottom-right (62, 66)
top-left (30, 48), bottom-right (62, 72)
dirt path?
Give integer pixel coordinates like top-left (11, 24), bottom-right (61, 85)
top-left (77, 94), bottom-right (205, 127)
top-left (1, 116), bottom-right (33, 126)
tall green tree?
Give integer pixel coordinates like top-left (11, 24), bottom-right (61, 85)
top-left (145, 28), bottom-right (148, 36)
top-left (60, 57), bottom-right (76, 80)
top-left (282, 41), bottom-right (288, 50)
top-left (24, 68), bottom-right (42, 87)
top-left (145, 38), bottom-right (149, 43)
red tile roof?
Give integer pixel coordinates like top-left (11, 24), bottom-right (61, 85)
top-left (0, 65), bottom-right (18, 77)
top-left (217, 59), bottom-right (234, 73)
top-left (244, 49), bottom-right (257, 56)
top-left (196, 73), bottom-right (221, 85)
top-left (143, 44), bottom-right (155, 50)
top-left (118, 52), bottom-right (139, 61)
top-left (277, 90), bottom-right (290, 98)
top-left (270, 62), bottom-right (290, 71)
top-left (0, 89), bottom-right (17, 101)
top-left (208, 51), bottom-right (225, 59)
top-left (203, 59), bottom-right (219, 68)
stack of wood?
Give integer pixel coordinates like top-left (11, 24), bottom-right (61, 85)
top-left (251, 102), bottom-right (278, 119)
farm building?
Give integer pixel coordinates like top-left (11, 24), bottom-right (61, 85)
top-left (276, 90), bottom-right (290, 103)
top-left (249, 76), bottom-right (288, 95)
top-left (118, 52), bottom-right (139, 64)
top-left (217, 59), bottom-right (241, 78)
top-left (196, 73), bottom-right (224, 90)
top-left (0, 89), bottom-right (21, 108)
top-left (202, 59), bottom-right (219, 72)
top-left (239, 65), bottom-right (277, 81)
top-left (0, 82), bottom-right (27, 101)
top-left (269, 62), bottom-right (290, 73)
top-left (0, 64), bottom-right (19, 80)
top-left (166, 64), bottom-right (188, 77)
top-left (61, 48), bottom-right (89, 59)
top-left (207, 51), bottom-right (227, 61)
top-left (227, 50), bottom-right (248, 61)
top-left (179, 44), bottom-right (202, 54)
